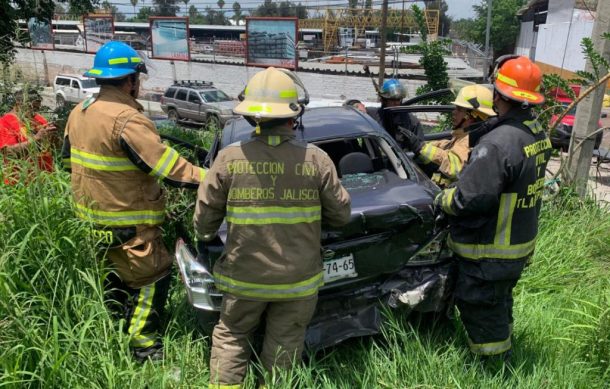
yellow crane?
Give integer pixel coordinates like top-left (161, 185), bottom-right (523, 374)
top-left (300, 8), bottom-right (439, 53)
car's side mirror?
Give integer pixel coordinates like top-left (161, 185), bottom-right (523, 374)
top-left (602, 113), bottom-right (607, 118)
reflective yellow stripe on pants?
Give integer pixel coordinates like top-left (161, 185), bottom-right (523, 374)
top-left (214, 272), bottom-right (324, 299)
top-left (208, 384), bottom-right (241, 389)
top-left (468, 336), bottom-right (511, 355)
top-left (128, 284), bottom-right (157, 349)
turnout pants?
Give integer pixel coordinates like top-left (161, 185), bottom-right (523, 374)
top-left (104, 226), bottom-right (173, 351)
top-left (454, 258), bottom-right (527, 356)
top-left (209, 294), bottom-right (318, 388)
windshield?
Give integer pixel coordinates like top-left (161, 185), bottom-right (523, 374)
top-left (81, 79), bottom-right (98, 89)
top-left (201, 90), bottom-right (231, 103)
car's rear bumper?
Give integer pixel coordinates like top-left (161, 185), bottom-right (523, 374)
top-left (175, 239), bottom-right (454, 350)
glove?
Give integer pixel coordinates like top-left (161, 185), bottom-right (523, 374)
top-left (398, 126), bottom-right (424, 154)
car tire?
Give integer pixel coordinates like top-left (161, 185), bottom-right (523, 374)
top-left (196, 309), bottom-right (220, 334)
top-left (207, 114), bottom-right (221, 130)
top-left (56, 95), bottom-right (65, 109)
top-left (167, 108), bottom-right (180, 123)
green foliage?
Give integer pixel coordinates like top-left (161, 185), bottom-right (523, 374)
top-left (254, 0), bottom-right (307, 19)
top-left (452, 0), bottom-right (525, 57)
top-left (573, 37), bottom-right (610, 84)
top-left (534, 73), bottom-right (576, 130)
top-left (152, 0), bottom-right (180, 16)
top-left (404, 5), bottom-right (450, 100)
top-left (426, 0), bottom-right (451, 37)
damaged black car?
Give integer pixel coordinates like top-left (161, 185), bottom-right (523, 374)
top-left (174, 105), bottom-right (454, 350)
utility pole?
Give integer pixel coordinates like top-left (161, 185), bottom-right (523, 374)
top-left (378, 0), bottom-right (389, 87)
top-left (566, 0), bottom-right (610, 197)
top-left (484, 0), bottom-right (493, 77)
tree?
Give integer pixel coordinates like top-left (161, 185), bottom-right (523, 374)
top-left (454, 0), bottom-right (525, 57)
top-left (202, 6), bottom-right (229, 25)
top-left (232, 1), bottom-right (242, 24)
top-left (188, 4), bottom-right (199, 19)
top-left (101, 0), bottom-right (126, 21)
top-left (182, 0), bottom-right (189, 15)
top-left (130, 0), bottom-right (138, 17)
top-left (255, 0), bottom-right (305, 18)
top-left (152, 0), bottom-right (180, 16)
top-left (255, 0), bottom-right (277, 17)
top-left (1, 0), bottom-right (96, 64)
top-left (217, 0), bottom-right (225, 10)
top-left (136, 5), bottom-right (153, 20)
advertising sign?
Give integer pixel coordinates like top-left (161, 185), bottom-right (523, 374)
top-left (246, 17), bottom-right (298, 70)
top-left (150, 17), bottom-right (190, 61)
top-left (28, 18), bottom-right (54, 50)
top-left (83, 15), bottom-right (114, 53)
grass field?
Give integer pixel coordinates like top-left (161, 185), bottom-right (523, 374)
top-left (0, 129), bottom-right (609, 388)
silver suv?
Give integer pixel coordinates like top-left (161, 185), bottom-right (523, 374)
top-left (160, 81), bottom-right (238, 127)
top-left (54, 74), bottom-right (100, 108)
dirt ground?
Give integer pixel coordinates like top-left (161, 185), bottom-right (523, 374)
top-left (545, 107), bottom-right (610, 203)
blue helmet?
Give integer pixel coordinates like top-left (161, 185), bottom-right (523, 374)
top-left (84, 41), bottom-right (147, 79)
top-left (379, 79), bottom-right (407, 100)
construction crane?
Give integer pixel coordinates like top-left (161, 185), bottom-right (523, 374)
top-left (300, 8), bottom-right (439, 53)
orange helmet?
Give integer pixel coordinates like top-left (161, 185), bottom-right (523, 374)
top-left (493, 55), bottom-right (545, 105)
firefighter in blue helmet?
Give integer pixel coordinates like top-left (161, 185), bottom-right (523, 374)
top-left (366, 79), bottom-right (423, 149)
top-left (62, 41), bottom-right (205, 361)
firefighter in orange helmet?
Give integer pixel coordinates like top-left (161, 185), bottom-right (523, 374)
top-left (435, 56), bottom-right (551, 360)
top-left (194, 67), bottom-right (351, 387)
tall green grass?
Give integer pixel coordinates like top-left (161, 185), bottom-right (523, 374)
top-left (0, 135), bottom-right (609, 387)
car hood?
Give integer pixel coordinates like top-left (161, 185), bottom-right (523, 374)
top-left (212, 100), bottom-right (237, 111)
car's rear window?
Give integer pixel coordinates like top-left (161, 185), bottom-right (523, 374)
top-left (55, 77), bottom-right (70, 86)
top-left (164, 87), bottom-right (177, 98)
top-left (175, 89), bottom-right (188, 101)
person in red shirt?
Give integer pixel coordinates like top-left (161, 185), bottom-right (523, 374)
top-left (0, 88), bottom-right (57, 183)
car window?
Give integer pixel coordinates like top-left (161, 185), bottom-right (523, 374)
top-left (71, 80), bottom-right (80, 89)
top-left (561, 103), bottom-right (577, 116)
top-left (200, 90), bottom-right (231, 103)
top-left (55, 77), bottom-right (70, 86)
top-left (164, 87), bottom-right (177, 98)
top-left (411, 111), bottom-right (452, 135)
top-left (175, 89), bottom-right (188, 101)
top-left (315, 136), bottom-right (408, 182)
top-left (188, 91), bottom-right (201, 104)
top-left (80, 79), bottom-right (97, 89)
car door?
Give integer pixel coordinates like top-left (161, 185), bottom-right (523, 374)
top-left (384, 105), bottom-right (455, 142)
top-left (186, 91), bottom-right (203, 121)
top-left (174, 88), bottom-right (189, 119)
top-left (70, 79), bottom-right (82, 102)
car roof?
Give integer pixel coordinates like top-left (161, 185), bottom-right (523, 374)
top-left (56, 74), bottom-right (93, 80)
top-left (223, 106), bottom-right (389, 145)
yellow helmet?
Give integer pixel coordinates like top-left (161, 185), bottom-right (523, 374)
top-left (452, 84), bottom-right (497, 120)
top-left (233, 67), bottom-right (302, 119)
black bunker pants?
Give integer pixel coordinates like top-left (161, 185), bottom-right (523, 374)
top-left (453, 258), bottom-right (527, 356)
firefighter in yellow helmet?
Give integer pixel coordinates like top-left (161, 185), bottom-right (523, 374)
top-left (399, 84), bottom-right (497, 187)
top-left (193, 67), bottom-right (351, 387)
top-left (62, 41), bottom-right (205, 362)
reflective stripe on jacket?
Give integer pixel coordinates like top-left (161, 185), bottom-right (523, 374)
top-left (439, 109), bottom-right (552, 261)
top-left (193, 125), bottom-right (351, 301)
top-left (63, 85), bottom-right (205, 227)
top-left (418, 128), bottom-right (469, 187)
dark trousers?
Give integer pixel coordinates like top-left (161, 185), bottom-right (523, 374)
top-left (454, 258), bottom-right (526, 356)
top-left (105, 271), bottom-right (171, 350)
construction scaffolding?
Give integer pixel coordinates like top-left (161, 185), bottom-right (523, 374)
top-left (300, 8), bottom-right (439, 53)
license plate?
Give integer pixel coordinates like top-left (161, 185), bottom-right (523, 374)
top-left (323, 254), bottom-right (357, 283)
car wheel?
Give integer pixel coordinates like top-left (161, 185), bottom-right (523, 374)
top-left (167, 109), bottom-right (180, 123)
top-left (207, 114), bottom-right (221, 130)
top-left (196, 309), bottom-right (220, 334)
top-left (56, 95), bottom-right (65, 109)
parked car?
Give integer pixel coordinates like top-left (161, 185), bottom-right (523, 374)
top-left (160, 80), bottom-right (238, 127)
top-left (174, 105), bottom-right (456, 351)
top-left (549, 85), bottom-right (604, 151)
top-left (53, 74), bottom-right (99, 108)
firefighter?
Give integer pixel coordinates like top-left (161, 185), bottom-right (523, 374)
top-left (435, 56), bottom-right (552, 359)
top-left (62, 41), bottom-right (205, 361)
top-left (400, 84), bottom-right (497, 188)
top-left (193, 67), bottom-right (351, 387)
top-left (366, 79), bottom-right (424, 146)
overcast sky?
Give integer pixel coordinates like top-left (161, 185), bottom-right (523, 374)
top-left (445, 0), bottom-right (481, 20)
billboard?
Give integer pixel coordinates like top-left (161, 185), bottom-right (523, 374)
top-left (150, 17), bottom-right (190, 61)
top-left (83, 15), bottom-right (114, 53)
top-left (28, 18), bottom-right (54, 50)
top-left (246, 17), bottom-right (298, 70)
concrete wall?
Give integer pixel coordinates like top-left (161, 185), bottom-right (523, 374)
top-left (14, 48), bottom-right (425, 103)
top-left (515, 21), bottom-right (535, 59)
top-left (534, 8), bottom-right (595, 73)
